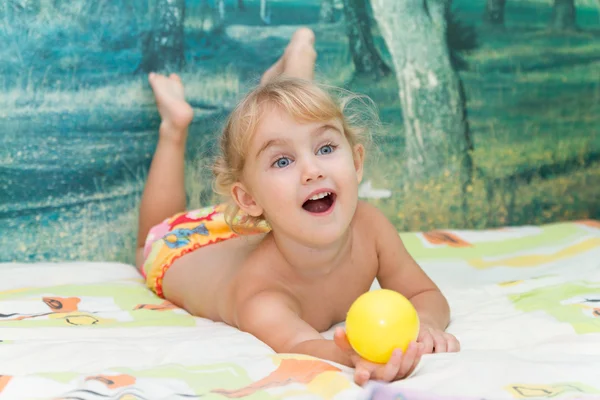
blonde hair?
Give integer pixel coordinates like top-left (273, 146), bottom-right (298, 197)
top-left (212, 76), bottom-right (378, 230)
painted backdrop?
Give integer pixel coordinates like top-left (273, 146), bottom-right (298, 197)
top-left (1, 0), bottom-right (599, 263)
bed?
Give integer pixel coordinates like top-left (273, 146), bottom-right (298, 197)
top-left (1, 219), bottom-right (599, 400)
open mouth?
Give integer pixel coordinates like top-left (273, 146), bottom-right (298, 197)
top-left (302, 192), bottom-right (336, 214)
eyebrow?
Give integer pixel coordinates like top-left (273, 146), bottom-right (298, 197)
top-left (255, 124), bottom-right (341, 158)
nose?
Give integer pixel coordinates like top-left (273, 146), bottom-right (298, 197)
top-left (300, 158), bottom-right (325, 184)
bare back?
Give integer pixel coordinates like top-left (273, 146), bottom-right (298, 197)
top-left (161, 201), bottom-right (379, 332)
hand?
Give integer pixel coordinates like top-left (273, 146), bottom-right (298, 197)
top-left (148, 72), bottom-right (194, 142)
top-left (333, 327), bottom-right (423, 386)
top-left (417, 322), bottom-right (460, 354)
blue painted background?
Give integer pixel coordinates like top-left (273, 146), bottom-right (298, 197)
top-left (1, 0), bottom-right (598, 263)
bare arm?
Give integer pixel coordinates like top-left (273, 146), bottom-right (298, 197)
top-left (290, 339), bottom-right (352, 366)
top-left (406, 289), bottom-right (450, 330)
top-left (236, 292), bottom-right (352, 367)
top-left (372, 209), bottom-right (460, 354)
top-left (237, 290), bottom-right (424, 385)
top-left (369, 204), bottom-right (450, 330)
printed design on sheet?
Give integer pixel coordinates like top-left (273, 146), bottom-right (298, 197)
top-left (0, 356), bottom-right (352, 399)
top-left (468, 237), bottom-right (600, 269)
top-left (0, 376), bottom-right (11, 394)
top-left (421, 231), bottom-right (473, 248)
top-left (404, 222), bottom-right (598, 269)
top-left (212, 356), bottom-right (348, 399)
top-left (506, 382), bottom-right (600, 398)
top-left (0, 283), bottom-right (195, 328)
top-left (509, 281), bottom-right (600, 334)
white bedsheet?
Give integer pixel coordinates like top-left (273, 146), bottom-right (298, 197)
top-left (0, 220), bottom-right (599, 399)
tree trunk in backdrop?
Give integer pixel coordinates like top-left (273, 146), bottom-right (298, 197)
top-left (260, 0), bottom-right (271, 24)
top-left (320, 0), bottom-right (335, 23)
top-left (370, 0), bottom-right (473, 193)
top-left (16, 0), bottom-right (40, 14)
top-left (342, 0), bottom-right (390, 78)
top-left (4, 0), bottom-right (40, 22)
top-left (483, 0), bottom-right (506, 27)
top-left (215, 0), bottom-right (226, 30)
top-left (140, 0), bottom-right (186, 73)
top-left (550, 0), bottom-right (576, 31)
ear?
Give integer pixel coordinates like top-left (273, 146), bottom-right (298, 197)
top-left (353, 144), bottom-right (365, 183)
top-left (231, 182), bottom-right (264, 217)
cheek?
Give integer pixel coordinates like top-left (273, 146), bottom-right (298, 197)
top-left (336, 154), bottom-right (361, 178)
top-left (258, 173), bottom-right (294, 202)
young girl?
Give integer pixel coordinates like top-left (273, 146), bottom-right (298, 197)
top-left (137, 28), bottom-right (459, 386)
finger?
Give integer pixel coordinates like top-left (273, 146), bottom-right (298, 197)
top-left (404, 345), bottom-right (423, 378)
top-left (419, 330), bottom-right (434, 354)
top-left (333, 327), bottom-right (353, 353)
top-left (354, 365), bottom-right (371, 387)
top-left (397, 342), bottom-right (420, 378)
top-left (371, 349), bottom-right (402, 382)
top-left (446, 333), bottom-right (461, 352)
top-left (433, 331), bottom-right (448, 353)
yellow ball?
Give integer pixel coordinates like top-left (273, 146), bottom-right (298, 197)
top-left (346, 289), bottom-right (420, 364)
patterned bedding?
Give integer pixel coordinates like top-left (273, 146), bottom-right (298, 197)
top-left (1, 220), bottom-right (599, 399)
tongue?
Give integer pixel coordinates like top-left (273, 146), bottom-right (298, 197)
top-left (303, 198), bottom-right (331, 213)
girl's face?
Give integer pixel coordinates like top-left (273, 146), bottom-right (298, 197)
top-left (231, 106), bottom-right (364, 247)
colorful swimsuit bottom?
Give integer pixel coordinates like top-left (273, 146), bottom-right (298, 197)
top-left (141, 204), bottom-right (270, 298)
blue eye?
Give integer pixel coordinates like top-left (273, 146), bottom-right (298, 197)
top-left (317, 144), bottom-right (335, 155)
top-left (274, 157), bottom-right (291, 168)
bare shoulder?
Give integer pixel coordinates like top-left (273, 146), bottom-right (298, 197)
top-left (354, 200), bottom-right (387, 220)
top-left (354, 201), bottom-right (395, 234)
top-left (353, 201), bottom-right (404, 252)
top-left (226, 238), bottom-right (300, 315)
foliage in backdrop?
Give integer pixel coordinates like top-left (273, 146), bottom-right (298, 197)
top-left (1, 0), bottom-right (598, 263)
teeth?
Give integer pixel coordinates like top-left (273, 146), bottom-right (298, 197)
top-left (309, 192), bottom-right (331, 201)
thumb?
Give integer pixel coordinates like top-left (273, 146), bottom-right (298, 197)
top-left (333, 327), bottom-right (354, 353)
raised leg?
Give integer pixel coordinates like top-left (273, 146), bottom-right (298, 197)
top-left (136, 72), bottom-right (194, 268)
top-left (260, 28), bottom-right (317, 84)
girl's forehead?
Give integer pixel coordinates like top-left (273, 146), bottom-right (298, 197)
top-left (240, 104), bottom-right (346, 158)
top-left (251, 120), bottom-right (342, 152)
top-left (254, 106), bottom-right (343, 136)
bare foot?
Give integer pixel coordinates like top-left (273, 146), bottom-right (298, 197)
top-left (260, 57), bottom-right (284, 85)
top-left (148, 72), bottom-right (194, 138)
top-left (260, 27), bottom-right (317, 84)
